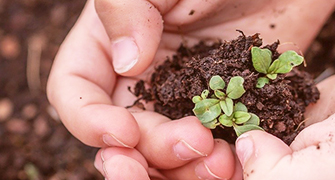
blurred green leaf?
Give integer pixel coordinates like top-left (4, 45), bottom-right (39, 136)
top-left (201, 89), bottom-right (209, 99)
top-left (209, 75), bottom-right (225, 90)
top-left (202, 119), bottom-right (219, 129)
top-left (234, 111), bottom-right (251, 124)
top-left (214, 89), bottom-right (226, 99)
top-left (220, 98), bottom-right (234, 116)
top-left (193, 99), bottom-right (220, 123)
top-left (219, 114), bottom-right (233, 127)
top-left (268, 51), bottom-right (304, 74)
top-left (234, 124), bottom-right (264, 136)
top-left (192, 96), bottom-right (202, 103)
top-left (256, 77), bottom-right (270, 88)
top-left (245, 113), bottom-right (260, 125)
top-left (234, 102), bottom-right (248, 112)
top-left (226, 76), bottom-right (246, 99)
top-left (251, 47), bottom-right (272, 74)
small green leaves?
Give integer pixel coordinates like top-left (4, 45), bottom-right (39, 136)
top-left (192, 75), bottom-right (263, 135)
top-left (251, 47), bottom-right (304, 88)
top-left (226, 76), bottom-right (246, 99)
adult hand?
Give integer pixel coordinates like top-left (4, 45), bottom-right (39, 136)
top-left (235, 75), bottom-right (335, 180)
top-left (47, 0), bottom-right (335, 179)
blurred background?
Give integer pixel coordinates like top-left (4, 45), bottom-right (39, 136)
top-left (0, 0), bottom-right (334, 179)
top-left (0, 0), bottom-right (102, 179)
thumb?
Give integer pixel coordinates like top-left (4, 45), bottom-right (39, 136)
top-left (235, 131), bottom-right (292, 179)
top-left (94, 0), bottom-right (164, 76)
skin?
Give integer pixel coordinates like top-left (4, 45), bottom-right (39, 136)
top-left (47, 0), bottom-right (335, 179)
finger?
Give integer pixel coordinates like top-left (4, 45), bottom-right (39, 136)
top-left (132, 111), bottom-right (214, 169)
top-left (161, 139), bottom-right (238, 180)
top-left (94, 0), bottom-right (164, 75)
top-left (305, 75), bottom-right (335, 126)
top-left (47, 0), bottom-right (140, 148)
top-left (235, 130), bottom-right (292, 179)
top-left (94, 147), bottom-right (149, 177)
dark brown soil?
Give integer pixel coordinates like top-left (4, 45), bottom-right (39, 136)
top-left (133, 32), bottom-right (320, 144)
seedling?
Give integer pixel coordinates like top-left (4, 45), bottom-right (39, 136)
top-left (192, 75), bottom-right (263, 136)
top-left (251, 47), bottom-right (304, 88)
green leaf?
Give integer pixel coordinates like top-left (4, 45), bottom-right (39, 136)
top-left (226, 76), bottom-right (246, 99)
top-left (192, 96), bottom-right (202, 103)
top-left (214, 90), bottom-right (226, 99)
top-left (268, 51), bottom-right (304, 74)
top-left (209, 75), bottom-right (225, 90)
top-left (245, 113), bottom-right (260, 125)
top-left (202, 119), bottom-right (219, 129)
top-left (219, 114), bottom-right (233, 127)
top-left (234, 111), bottom-right (251, 124)
top-left (201, 90), bottom-right (209, 99)
top-left (234, 102), bottom-right (248, 112)
top-left (256, 77), bottom-right (270, 88)
top-left (233, 124), bottom-right (264, 136)
top-left (220, 98), bottom-right (234, 116)
top-left (193, 99), bottom-right (221, 123)
top-left (251, 47), bottom-right (272, 74)
top-left (266, 74), bottom-right (277, 80)
top-left (279, 50), bottom-right (304, 66)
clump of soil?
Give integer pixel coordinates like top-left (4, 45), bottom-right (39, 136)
top-left (132, 32), bottom-right (320, 144)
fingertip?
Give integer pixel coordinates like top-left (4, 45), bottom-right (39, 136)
top-left (95, 147), bottom-right (149, 179)
top-left (195, 139), bottom-right (235, 180)
top-left (104, 155), bottom-right (150, 180)
top-left (95, 0), bottom-right (164, 76)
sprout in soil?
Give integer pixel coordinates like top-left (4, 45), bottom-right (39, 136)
top-left (251, 47), bottom-right (304, 88)
top-left (192, 75), bottom-right (263, 136)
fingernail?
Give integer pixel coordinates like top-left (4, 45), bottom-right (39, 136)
top-left (111, 37), bottom-right (139, 74)
top-left (173, 140), bottom-right (206, 160)
top-left (102, 161), bottom-right (109, 180)
top-left (102, 133), bottom-right (131, 148)
top-left (235, 133), bottom-right (254, 168)
top-left (195, 162), bottom-right (225, 180)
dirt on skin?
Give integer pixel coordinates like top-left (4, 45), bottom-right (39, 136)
top-left (132, 32), bottom-right (320, 144)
